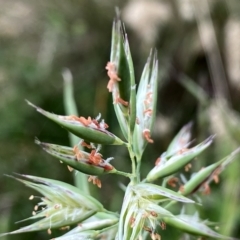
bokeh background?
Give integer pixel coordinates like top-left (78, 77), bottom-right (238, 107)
top-left (0, 0), bottom-right (240, 239)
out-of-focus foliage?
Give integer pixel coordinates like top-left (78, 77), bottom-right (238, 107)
top-left (0, 0), bottom-right (240, 239)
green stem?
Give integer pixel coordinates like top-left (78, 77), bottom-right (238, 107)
top-left (136, 156), bottom-right (142, 182)
top-left (164, 200), bottom-right (177, 210)
top-left (127, 123), bottom-right (138, 183)
top-left (113, 170), bottom-right (132, 178)
top-left (98, 223), bottom-right (118, 235)
top-left (63, 69), bottom-right (90, 194)
top-left (127, 144), bottom-right (137, 183)
top-left (141, 178), bottom-right (147, 183)
top-left (102, 209), bottom-right (120, 218)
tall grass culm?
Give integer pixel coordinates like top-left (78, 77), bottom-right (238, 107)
top-left (1, 16), bottom-right (240, 240)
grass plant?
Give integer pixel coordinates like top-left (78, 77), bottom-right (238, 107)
top-left (1, 17), bottom-right (239, 240)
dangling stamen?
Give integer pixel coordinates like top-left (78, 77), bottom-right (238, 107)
top-left (88, 176), bottom-right (102, 188)
top-left (106, 62), bottom-right (121, 92)
top-left (184, 163), bottom-right (192, 172)
top-left (144, 109), bottom-right (153, 117)
top-left (167, 177), bottom-right (179, 187)
top-left (80, 141), bottom-right (92, 149)
top-left (155, 157), bottom-right (161, 166)
top-left (143, 129), bottom-right (154, 143)
top-left (116, 96), bottom-right (129, 106)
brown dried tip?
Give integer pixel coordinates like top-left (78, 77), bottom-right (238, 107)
top-left (143, 129), bottom-right (154, 143)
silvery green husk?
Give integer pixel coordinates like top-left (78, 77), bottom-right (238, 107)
top-left (108, 18), bottom-right (136, 140)
top-left (133, 50), bottom-right (158, 159)
top-left (132, 183), bottom-right (195, 203)
top-left (52, 230), bottom-right (100, 240)
top-left (117, 186), bottom-right (134, 239)
top-left (166, 122), bottom-right (193, 158)
top-left (164, 213), bottom-right (238, 240)
top-left (53, 214), bottom-right (118, 240)
top-left (180, 147), bottom-right (240, 196)
top-left (26, 100), bottom-right (125, 145)
top-left (146, 135), bottom-right (214, 182)
top-left (118, 195), bottom-right (178, 240)
top-left (117, 182), bottom-right (195, 240)
top-left (35, 140), bottom-right (116, 175)
top-left (0, 174), bottom-right (105, 237)
top-left (58, 215), bottom-right (118, 235)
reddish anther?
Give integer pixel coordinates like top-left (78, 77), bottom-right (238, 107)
top-left (73, 145), bottom-right (84, 160)
top-left (160, 221), bottom-right (166, 230)
top-left (150, 211), bottom-right (158, 217)
top-left (179, 185), bottom-right (184, 193)
top-left (212, 168), bottom-right (221, 184)
top-left (78, 116), bottom-right (92, 126)
top-left (106, 62), bottom-right (121, 92)
top-left (143, 226), bottom-right (152, 233)
top-left (88, 176), bottom-right (102, 188)
top-left (144, 109), bottom-right (153, 116)
top-left (184, 163), bottom-right (192, 172)
top-left (178, 148), bottom-right (189, 154)
top-left (136, 117), bottom-right (140, 125)
top-left (167, 177), bottom-right (179, 187)
top-left (89, 149), bottom-right (103, 165)
top-left (80, 141), bottom-right (92, 149)
top-left (116, 97), bottom-right (129, 106)
top-left (155, 157), bottom-right (161, 166)
top-left (103, 163), bottom-right (114, 171)
top-left (203, 183), bottom-right (211, 195)
top-left (143, 129), bottom-right (154, 143)
top-left (130, 216), bottom-right (135, 227)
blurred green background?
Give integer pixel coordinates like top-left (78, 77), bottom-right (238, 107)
top-left (0, 0), bottom-right (240, 239)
